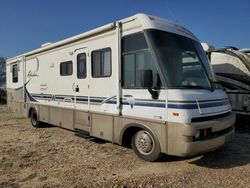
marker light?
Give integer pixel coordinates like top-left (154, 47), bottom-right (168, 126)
top-left (172, 112), bottom-right (179, 116)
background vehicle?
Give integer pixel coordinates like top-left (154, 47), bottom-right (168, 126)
top-left (202, 43), bottom-right (250, 117)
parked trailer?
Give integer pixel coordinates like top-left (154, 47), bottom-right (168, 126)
top-left (202, 43), bottom-right (250, 117)
top-left (6, 14), bottom-right (235, 161)
top-left (240, 48), bottom-right (250, 56)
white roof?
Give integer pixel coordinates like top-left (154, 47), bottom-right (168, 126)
top-left (7, 13), bottom-right (199, 64)
top-left (136, 13), bottom-right (198, 41)
top-left (239, 48), bottom-right (250, 54)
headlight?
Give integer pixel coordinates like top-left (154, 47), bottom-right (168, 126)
top-left (193, 128), bottom-right (212, 141)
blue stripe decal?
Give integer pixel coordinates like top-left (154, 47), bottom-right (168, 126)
top-left (33, 95), bottom-right (52, 99)
top-left (76, 98), bottom-right (88, 102)
top-left (168, 98), bottom-right (229, 104)
top-left (168, 101), bottom-right (229, 109)
top-left (121, 101), bottom-right (165, 108)
top-left (134, 102), bottom-right (165, 108)
top-left (26, 88), bottom-right (37, 102)
top-left (106, 100), bottom-right (117, 104)
top-left (90, 99), bottom-right (104, 103)
top-left (168, 103), bottom-right (197, 109)
top-left (30, 93), bottom-right (229, 109)
top-left (200, 101), bottom-right (229, 108)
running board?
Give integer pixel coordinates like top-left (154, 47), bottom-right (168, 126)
top-left (74, 128), bottom-right (90, 139)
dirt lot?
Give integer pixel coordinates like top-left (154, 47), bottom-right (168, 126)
top-left (0, 105), bottom-right (250, 188)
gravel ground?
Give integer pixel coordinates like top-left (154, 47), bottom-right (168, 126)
top-left (0, 105), bottom-right (250, 188)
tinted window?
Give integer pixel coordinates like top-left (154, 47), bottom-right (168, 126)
top-left (147, 30), bottom-right (212, 88)
top-left (122, 33), bottom-right (148, 53)
top-left (122, 33), bottom-right (160, 89)
top-left (77, 53), bottom-right (86, 79)
top-left (92, 48), bottom-right (111, 77)
top-left (60, 61), bottom-right (73, 76)
top-left (12, 64), bottom-right (18, 83)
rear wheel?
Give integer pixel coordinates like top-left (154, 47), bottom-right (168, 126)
top-left (30, 109), bottom-right (40, 128)
top-left (131, 129), bottom-right (161, 161)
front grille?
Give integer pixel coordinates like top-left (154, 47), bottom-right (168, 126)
top-left (191, 112), bottom-right (231, 123)
top-left (211, 126), bottom-right (234, 138)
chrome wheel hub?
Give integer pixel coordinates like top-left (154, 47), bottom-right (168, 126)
top-left (135, 130), bottom-right (154, 155)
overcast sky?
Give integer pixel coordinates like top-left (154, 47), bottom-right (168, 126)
top-left (0, 0), bottom-right (249, 58)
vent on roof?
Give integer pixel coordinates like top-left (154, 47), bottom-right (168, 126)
top-left (41, 42), bottom-right (52, 47)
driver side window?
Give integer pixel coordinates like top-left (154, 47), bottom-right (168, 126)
top-left (122, 33), bottom-right (160, 89)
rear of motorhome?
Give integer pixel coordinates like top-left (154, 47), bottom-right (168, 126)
top-left (6, 14), bottom-right (235, 161)
top-left (202, 43), bottom-right (250, 117)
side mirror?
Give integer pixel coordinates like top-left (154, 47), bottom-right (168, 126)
top-left (141, 69), bottom-right (153, 88)
top-left (141, 69), bottom-right (158, 99)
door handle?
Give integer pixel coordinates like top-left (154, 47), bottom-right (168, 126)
top-left (75, 85), bottom-right (79, 92)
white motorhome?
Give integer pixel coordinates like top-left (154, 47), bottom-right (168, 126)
top-left (202, 43), bottom-right (250, 117)
top-left (6, 14), bottom-right (235, 161)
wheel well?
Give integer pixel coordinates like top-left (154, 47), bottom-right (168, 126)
top-left (122, 127), bottom-right (141, 148)
top-left (28, 107), bottom-right (35, 118)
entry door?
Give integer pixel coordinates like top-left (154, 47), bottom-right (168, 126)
top-left (73, 48), bottom-right (90, 132)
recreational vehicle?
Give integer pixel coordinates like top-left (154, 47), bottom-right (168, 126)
top-left (240, 48), bottom-right (250, 56)
top-left (202, 43), bottom-right (250, 117)
top-left (6, 14), bottom-right (235, 161)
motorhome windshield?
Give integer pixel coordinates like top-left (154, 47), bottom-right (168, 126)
top-left (147, 29), bottom-right (216, 89)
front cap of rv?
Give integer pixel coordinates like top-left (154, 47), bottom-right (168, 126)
top-left (136, 14), bottom-right (233, 122)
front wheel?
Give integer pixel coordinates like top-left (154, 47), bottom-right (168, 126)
top-left (30, 109), bottom-right (40, 128)
top-left (131, 129), bottom-right (161, 161)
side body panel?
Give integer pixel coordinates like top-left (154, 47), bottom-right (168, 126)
top-left (6, 17), bottom-right (170, 154)
top-left (6, 60), bottom-right (27, 117)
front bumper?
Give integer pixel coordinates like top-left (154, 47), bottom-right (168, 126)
top-left (167, 112), bottom-right (235, 157)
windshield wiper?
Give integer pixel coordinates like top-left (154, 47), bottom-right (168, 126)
top-left (209, 79), bottom-right (223, 89)
top-left (176, 85), bottom-right (215, 91)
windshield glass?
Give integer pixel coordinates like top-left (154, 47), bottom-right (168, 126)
top-left (147, 29), bottom-right (217, 89)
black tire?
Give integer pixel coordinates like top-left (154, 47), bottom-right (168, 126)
top-left (30, 109), bottom-right (40, 128)
top-left (131, 129), bottom-right (161, 162)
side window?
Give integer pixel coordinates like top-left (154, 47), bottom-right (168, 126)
top-left (91, 48), bottom-right (111, 77)
top-left (60, 61), bottom-right (73, 76)
top-left (12, 64), bottom-right (18, 83)
top-left (122, 33), bottom-right (160, 89)
top-left (77, 53), bottom-right (86, 79)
